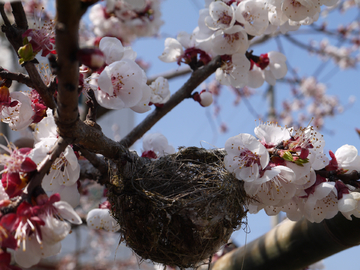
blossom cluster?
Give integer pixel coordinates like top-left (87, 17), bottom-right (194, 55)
top-left (84, 37), bottom-right (171, 112)
top-left (0, 85), bottom-right (47, 131)
top-left (159, 0), bottom-right (339, 90)
top-left (225, 122), bottom-right (360, 223)
top-left (90, 0), bottom-right (163, 44)
top-left (0, 135), bottom-right (82, 268)
top-left (280, 76), bottom-right (345, 129)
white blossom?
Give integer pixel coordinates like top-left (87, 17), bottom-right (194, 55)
top-left (149, 77), bottom-right (171, 105)
top-left (205, 1), bottom-right (236, 30)
top-left (215, 53), bottom-right (250, 88)
top-left (224, 133), bottom-right (269, 181)
top-left (236, 0), bottom-right (269, 36)
top-left (142, 133), bottom-right (175, 158)
top-left (99, 36), bottom-right (136, 65)
top-left (334, 144), bottom-right (360, 172)
top-left (1, 92), bottom-right (34, 131)
top-left (96, 59), bottom-right (146, 110)
top-left (211, 25), bottom-right (249, 56)
top-left (87, 208), bottom-right (120, 232)
top-left (264, 51), bottom-right (288, 85)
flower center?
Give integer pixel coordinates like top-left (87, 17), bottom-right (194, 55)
top-left (238, 149), bottom-right (261, 168)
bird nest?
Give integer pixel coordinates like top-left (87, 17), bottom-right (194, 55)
top-left (107, 147), bottom-right (248, 269)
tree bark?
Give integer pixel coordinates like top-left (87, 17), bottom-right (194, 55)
top-left (212, 213), bottom-right (360, 270)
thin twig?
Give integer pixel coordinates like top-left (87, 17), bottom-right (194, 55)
top-left (120, 55), bottom-right (223, 148)
top-left (284, 34), bottom-right (325, 56)
top-left (146, 66), bottom-right (192, 84)
top-left (2, 3), bottom-right (57, 109)
top-left (0, 68), bottom-right (34, 88)
top-left (22, 137), bottom-right (70, 199)
top-left (0, 4), bottom-right (11, 27)
top-left (78, 147), bottom-right (110, 185)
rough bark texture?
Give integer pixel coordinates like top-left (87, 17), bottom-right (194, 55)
top-left (212, 213), bottom-right (360, 270)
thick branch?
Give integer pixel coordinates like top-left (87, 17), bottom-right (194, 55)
top-left (55, 0), bottom-right (83, 126)
top-left (11, 2), bottom-right (28, 30)
top-left (212, 213), bottom-right (360, 270)
top-left (59, 118), bottom-right (127, 161)
top-left (120, 55), bottom-right (222, 148)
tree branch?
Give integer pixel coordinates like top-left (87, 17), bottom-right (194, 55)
top-left (146, 66), bottom-right (192, 84)
top-left (0, 4), bottom-right (11, 27)
top-left (212, 213), bottom-right (360, 270)
top-left (54, 0), bottom-right (83, 127)
top-left (0, 67), bottom-right (34, 88)
top-left (22, 137), bottom-right (70, 199)
top-left (11, 2), bottom-right (28, 30)
top-left (78, 147), bottom-right (110, 185)
top-left (120, 55), bottom-right (223, 148)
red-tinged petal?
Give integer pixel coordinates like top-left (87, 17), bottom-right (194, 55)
top-left (0, 213), bottom-right (17, 230)
top-left (9, 100), bottom-right (19, 107)
top-left (0, 86), bottom-right (11, 106)
top-left (304, 175), bottom-right (327, 197)
top-left (2, 173), bottom-right (24, 198)
top-left (18, 148), bottom-right (32, 155)
top-left (22, 29), bottom-right (33, 38)
top-left (0, 252), bottom-right (11, 264)
top-left (325, 150), bottom-right (339, 171)
top-left (49, 193), bottom-right (61, 204)
top-left (16, 202), bottom-right (33, 217)
top-left (20, 157), bottom-right (37, 172)
top-left (300, 148), bottom-right (309, 159)
top-left (141, 150), bottom-right (157, 159)
top-left (1, 233), bottom-right (17, 250)
top-left (99, 201), bottom-right (111, 209)
top-left (335, 180), bottom-right (350, 200)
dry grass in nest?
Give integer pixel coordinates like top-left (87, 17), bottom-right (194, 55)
top-left (107, 147), bottom-right (248, 269)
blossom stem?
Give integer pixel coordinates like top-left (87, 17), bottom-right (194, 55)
top-left (315, 169), bottom-right (360, 187)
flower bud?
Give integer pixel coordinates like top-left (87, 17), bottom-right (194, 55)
top-left (193, 90), bottom-right (213, 107)
top-left (18, 43), bottom-right (36, 65)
